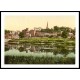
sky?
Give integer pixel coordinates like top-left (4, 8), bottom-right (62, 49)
top-left (5, 16), bottom-right (75, 31)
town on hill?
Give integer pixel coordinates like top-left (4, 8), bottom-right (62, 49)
top-left (5, 22), bottom-right (75, 39)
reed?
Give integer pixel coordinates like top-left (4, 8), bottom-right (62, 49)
top-left (5, 55), bottom-right (75, 64)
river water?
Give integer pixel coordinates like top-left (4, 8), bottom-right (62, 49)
top-left (5, 43), bottom-right (75, 58)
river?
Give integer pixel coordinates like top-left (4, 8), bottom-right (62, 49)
top-left (5, 43), bottom-right (75, 64)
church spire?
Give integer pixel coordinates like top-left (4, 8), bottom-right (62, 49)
top-left (46, 21), bottom-right (48, 29)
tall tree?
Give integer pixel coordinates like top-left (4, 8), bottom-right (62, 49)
top-left (5, 30), bottom-right (10, 34)
top-left (19, 32), bottom-right (24, 38)
top-left (61, 31), bottom-right (68, 38)
top-left (53, 26), bottom-right (59, 32)
top-left (41, 28), bottom-right (54, 33)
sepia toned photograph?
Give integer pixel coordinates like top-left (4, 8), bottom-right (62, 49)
top-left (1, 12), bottom-right (79, 68)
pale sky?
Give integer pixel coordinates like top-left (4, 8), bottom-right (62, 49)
top-left (5, 16), bottom-right (75, 31)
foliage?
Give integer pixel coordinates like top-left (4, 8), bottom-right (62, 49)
top-left (61, 31), bottom-right (68, 38)
top-left (41, 28), bottom-right (54, 33)
top-left (8, 38), bottom-right (75, 46)
top-left (53, 26), bottom-right (60, 32)
top-left (19, 32), bottom-right (24, 38)
top-left (5, 55), bottom-right (75, 64)
top-left (71, 29), bottom-right (75, 35)
top-left (5, 30), bottom-right (10, 34)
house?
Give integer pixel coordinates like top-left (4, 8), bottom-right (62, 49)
top-left (12, 31), bottom-right (20, 39)
top-left (68, 33), bottom-right (74, 38)
top-left (29, 30), bottom-right (36, 37)
top-left (5, 33), bottom-right (12, 39)
top-left (43, 32), bottom-right (57, 37)
top-left (35, 31), bottom-right (44, 37)
top-left (25, 32), bottom-right (31, 37)
top-left (5, 31), bottom-right (20, 39)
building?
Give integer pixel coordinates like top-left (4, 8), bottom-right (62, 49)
top-left (34, 27), bottom-right (41, 31)
top-left (68, 33), bottom-right (74, 38)
top-left (46, 22), bottom-right (49, 29)
top-left (25, 32), bottom-right (31, 37)
top-left (5, 33), bottom-right (12, 39)
top-left (5, 31), bottom-right (20, 39)
top-left (29, 30), bottom-right (36, 37)
top-left (35, 31), bottom-right (44, 37)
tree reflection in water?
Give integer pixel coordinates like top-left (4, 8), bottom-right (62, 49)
top-left (5, 43), bottom-right (75, 57)
top-left (5, 46), bottom-right (10, 51)
top-left (18, 47), bottom-right (24, 52)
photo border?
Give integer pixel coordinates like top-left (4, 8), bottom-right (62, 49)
top-left (0, 11), bottom-right (79, 69)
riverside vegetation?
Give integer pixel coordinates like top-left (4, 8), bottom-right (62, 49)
top-left (5, 26), bottom-right (75, 64)
top-left (5, 37), bottom-right (75, 64)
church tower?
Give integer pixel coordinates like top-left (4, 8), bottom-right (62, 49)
top-left (46, 22), bottom-right (48, 29)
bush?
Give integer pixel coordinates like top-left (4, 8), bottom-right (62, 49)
top-left (5, 55), bottom-right (75, 64)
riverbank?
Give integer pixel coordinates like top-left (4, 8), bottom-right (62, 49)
top-left (5, 37), bottom-right (75, 64)
top-left (5, 55), bottom-right (75, 64)
top-left (7, 37), bottom-right (75, 46)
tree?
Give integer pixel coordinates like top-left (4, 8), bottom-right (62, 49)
top-left (71, 29), bottom-right (75, 35)
top-left (18, 47), bottom-right (24, 52)
top-left (53, 26), bottom-right (59, 32)
top-left (57, 33), bottom-right (61, 37)
top-left (41, 28), bottom-right (54, 33)
top-left (61, 31), bottom-right (68, 38)
top-left (5, 30), bottom-right (10, 34)
top-left (19, 32), bottom-right (24, 38)
top-left (59, 26), bottom-right (66, 31)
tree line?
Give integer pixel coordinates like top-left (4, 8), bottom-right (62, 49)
top-left (5, 26), bottom-right (75, 39)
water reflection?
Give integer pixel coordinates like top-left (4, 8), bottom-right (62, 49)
top-left (5, 46), bottom-right (10, 51)
top-left (18, 47), bottom-right (25, 52)
top-left (5, 43), bottom-right (75, 57)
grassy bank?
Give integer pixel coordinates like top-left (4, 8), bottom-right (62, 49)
top-left (5, 55), bottom-right (75, 64)
top-left (8, 38), bottom-right (75, 46)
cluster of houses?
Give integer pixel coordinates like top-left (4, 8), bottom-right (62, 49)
top-left (5, 22), bottom-right (75, 39)
top-left (5, 31), bottom-right (20, 39)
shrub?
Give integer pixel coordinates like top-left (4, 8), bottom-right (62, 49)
top-left (5, 55), bottom-right (75, 64)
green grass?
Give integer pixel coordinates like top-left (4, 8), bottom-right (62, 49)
top-left (8, 37), bottom-right (75, 46)
top-left (5, 55), bottom-right (75, 64)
